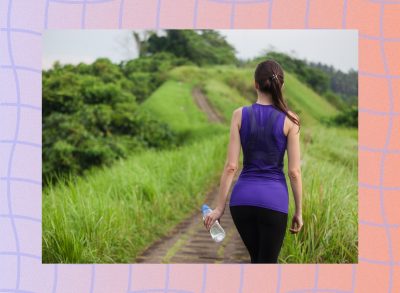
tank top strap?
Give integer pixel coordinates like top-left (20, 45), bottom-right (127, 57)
top-left (247, 105), bottom-right (257, 134)
top-left (274, 111), bottom-right (288, 144)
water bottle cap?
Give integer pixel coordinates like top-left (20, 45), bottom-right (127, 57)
top-left (201, 204), bottom-right (211, 213)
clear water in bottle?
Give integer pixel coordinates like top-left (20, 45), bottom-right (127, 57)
top-left (201, 204), bottom-right (226, 243)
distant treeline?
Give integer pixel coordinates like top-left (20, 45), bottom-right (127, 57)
top-left (134, 30), bottom-right (357, 107)
top-left (134, 30), bottom-right (237, 66)
top-left (308, 61), bottom-right (357, 105)
top-left (252, 51), bottom-right (358, 108)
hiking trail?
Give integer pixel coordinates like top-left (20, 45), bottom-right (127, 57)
top-left (136, 87), bottom-right (248, 263)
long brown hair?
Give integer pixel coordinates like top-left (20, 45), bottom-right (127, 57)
top-left (254, 59), bottom-right (300, 130)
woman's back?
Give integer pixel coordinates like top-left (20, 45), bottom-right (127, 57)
top-left (229, 102), bottom-right (289, 214)
top-left (240, 103), bottom-right (287, 180)
top-left (225, 60), bottom-right (303, 263)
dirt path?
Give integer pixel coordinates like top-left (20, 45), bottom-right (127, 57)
top-left (192, 87), bottom-right (225, 123)
top-left (135, 170), bottom-right (250, 264)
top-left (135, 88), bottom-right (248, 263)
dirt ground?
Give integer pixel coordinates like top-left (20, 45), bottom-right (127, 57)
top-left (192, 87), bottom-right (225, 123)
top-left (135, 171), bottom-right (250, 264)
top-left (135, 87), bottom-right (249, 263)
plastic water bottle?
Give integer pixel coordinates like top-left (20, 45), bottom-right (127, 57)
top-left (201, 204), bottom-right (226, 243)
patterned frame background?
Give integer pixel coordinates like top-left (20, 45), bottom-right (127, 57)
top-left (0, 0), bottom-right (399, 292)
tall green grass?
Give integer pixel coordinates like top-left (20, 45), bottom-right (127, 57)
top-left (280, 125), bottom-right (358, 263)
top-left (167, 65), bottom-right (339, 126)
top-left (283, 72), bottom-right (338, 125)
top-left (43, 134), bottom-right (228, 263)
top-left (138, 80), bottom-right (208, 131)
top-left (203, 79), bottom-right (251, 121)
top-left (137, 79), bottom-right (226, 142)
top-left (43, 64), bottom-right (357, 263)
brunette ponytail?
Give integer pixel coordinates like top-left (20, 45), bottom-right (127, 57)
top-left (254, 60), bottom-right (300, 131)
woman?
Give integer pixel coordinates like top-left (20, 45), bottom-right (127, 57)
top-left (204, 59), bottom-right (303, 263)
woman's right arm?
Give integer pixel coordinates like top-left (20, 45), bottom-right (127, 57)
top-left (286, 112), bottom-right (303, 234)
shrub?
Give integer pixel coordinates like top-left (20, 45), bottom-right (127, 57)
top-left (324, 106), bottom-right (358, 128)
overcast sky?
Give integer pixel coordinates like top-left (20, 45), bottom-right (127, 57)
top-left (43, 29), bottom-right (357, 72)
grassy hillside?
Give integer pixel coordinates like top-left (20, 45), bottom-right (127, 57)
top-left (142, 65), bottom-right (357, 263)
top-left (281, 124), bottom-right (358, 263)
top-left (203, 79), bottom-right (251, 121)
top-left (137, 79), bottom-right (227, 143)
top-left (139, 80), bottom-right (209, 132)
top-left (284, 71), bottom-right (338, 125)
top-left (167, 65), bottom-right (338, 126)
top-left (43, 134), bottom-right (228, 263)
top-left (43, 64), bottom-right (357, 263)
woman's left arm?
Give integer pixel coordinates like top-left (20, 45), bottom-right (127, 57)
top-left (204, 107), bottom-right (242, 230)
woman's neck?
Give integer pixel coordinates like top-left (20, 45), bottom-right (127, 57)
top-left (256, 92), bottom-right (273, 105)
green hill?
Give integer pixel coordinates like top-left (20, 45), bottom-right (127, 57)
top-left (139, 80), bottom-right (209, 133)
top-left (283, 71), bottom-right (338, 125)
top-left (140, 65), bottom-right (338, 129)
top-left (134, 65), bottom-right (357, 263)
top-left (43, 64), bottom-right (357, 264)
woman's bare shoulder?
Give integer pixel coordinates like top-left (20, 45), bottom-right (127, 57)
top-left (285, 109), bottom-right (299, 119)
top-left (231, 107), bottom-right (243, 119)
top-left (234, 106), bottom-right (244, 114)
top-left (232, 106), bottom-right (245, 129)
top-left (284, 110), bottom-right (300, 136)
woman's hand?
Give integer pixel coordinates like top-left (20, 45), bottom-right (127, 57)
top-left (204, 208), bottom-right (224, 231)
top-left (289, 213), bottom-right (303, 234)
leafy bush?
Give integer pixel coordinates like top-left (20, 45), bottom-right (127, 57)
top-left (323, 106), bottom-right (358, 128)
top-left (323, 90), bottom-right (346, 110)
top-left (141, 30), bottom-right (237, 66)
top-left (122, 52), bottom-right (192, 102)
top-left (43, 59), bottom-right (180, 186)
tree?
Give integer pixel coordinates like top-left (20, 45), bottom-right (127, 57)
top-left (42, 58), bottom-right (179, 186)
top-left (133, 30), bottom-right (237, 66)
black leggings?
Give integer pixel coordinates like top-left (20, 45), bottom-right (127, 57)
top-left (230, 205), bottom-right (288, 263)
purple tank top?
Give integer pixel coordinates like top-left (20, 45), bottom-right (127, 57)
top-left (229, 103), bottom-right (289, 214)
